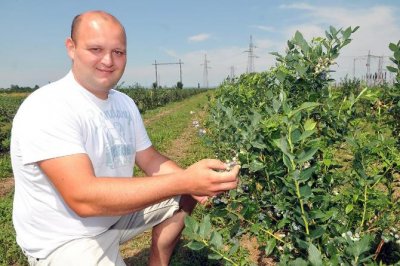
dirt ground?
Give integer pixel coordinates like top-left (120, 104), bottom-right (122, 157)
top-left (0, 177), bottom-right (14, 197)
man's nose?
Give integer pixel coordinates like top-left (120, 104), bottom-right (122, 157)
top-left (101, 52), bottom-right (113, 66)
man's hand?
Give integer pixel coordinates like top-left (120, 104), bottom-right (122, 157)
top-left (183, 159), bottom-right (240, 198)
top-left (192, 195), bottom-right (208, 204)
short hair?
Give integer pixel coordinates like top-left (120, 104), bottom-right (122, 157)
top-left (70, 14), bottom-right (82, 42)
top-left (70, 11), bottom-right (126, 43)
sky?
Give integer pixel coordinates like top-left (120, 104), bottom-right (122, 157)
top-left (0, 0), bottom-right (399, 88)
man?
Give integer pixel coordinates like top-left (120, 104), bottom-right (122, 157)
top-left (11, 10), bottom-right (239, 266)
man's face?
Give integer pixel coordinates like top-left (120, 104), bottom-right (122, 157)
top-left (66, 16), bottom-right (127, 99)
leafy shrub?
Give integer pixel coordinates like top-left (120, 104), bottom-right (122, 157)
top-left (184, 27), bottom-right (400, 265)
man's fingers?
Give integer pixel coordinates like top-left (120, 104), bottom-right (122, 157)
top-left (201, 159), bottom-right (227, 171)
top-left (213, 165), bottom-right (240, 182)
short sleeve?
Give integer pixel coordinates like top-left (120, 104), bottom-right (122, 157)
top-left (14, 94), bottom-right (86, 165)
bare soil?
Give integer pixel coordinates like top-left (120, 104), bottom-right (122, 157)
top-left (0, 177), bottom-right (14, 197)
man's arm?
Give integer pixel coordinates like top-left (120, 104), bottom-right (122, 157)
top-left (135, 146), bottom-right (209, 204)
top-left (37, 149), bottom-right (239, 217)
top-left (135, 146), bottom-right (183, 176)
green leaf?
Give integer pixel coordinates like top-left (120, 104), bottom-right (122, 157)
top-left (329, 25), bottom-right (338, 36)
top-left (198, 215), bottom-right (212, 239)
top-left (289, 258), bottom-right (308, 266)
top-left (308, 243), bottom-right (323, 266)
top-left (208, 253), bottom-right (223, 260)
top-left (276, 69), bottom-right (287, 83)
top-left (249, 159), bottom-right (265, 172)
top-left (345, 234), bottom-right (373, 258)
top-left (209, 231), bottom-right (223, 249)
top-left (186, 241), bottom-right (205, 251)
top-left (387, 65), bottom-right (398, 73)
top-left (265, 238), bottom-right (276, 256)
top-left (184, 215), bottom-right (198, 234)
top-left (295, 64), bottom-right (308, 76)
top-left (296, 147), bottom-right (319, 164)
top-left (325, 30), bottom-right (332, 40)
top-left (294, 31), bottom-right (310, 54)
top-left (395, 51), bottom-right (400, 61)
top-left (229, 241), bottom-right (240, 256)
top-left (310, 226), bottom-right (325, 239)
top-left (283, 154), bottom-right (293, 169)
top-left (289, 102), bottom-right (321, 118)
top-left (275, 137), bottom-right (294, 160)
top-left (299, 166), bottom-right (317, 182)
top-left (300, 185), bottom-right (312, 199)
top-left (291, 128), bottom-right (302, 143)
top-left (272, 98), bottom-right (281, 113)
top-left (304, 119), bottom-right (317, 131)
top-left (345, 204), bottom-right (354, 214)
top-left (389, 42), bottom-right (399, 52)
top-left (270, 51), bottom-right (282, 58)
top-left (182, 227), bottom-right (195, 239)
top-left (298, 130), bottom-right (315, 142)
top-left (342, 26), bottom-right (352, 40)
top-left (277, 217), bottom-right (290, 229)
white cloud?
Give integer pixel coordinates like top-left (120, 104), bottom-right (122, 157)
top-left (284, 24), bottom-right (325, 42)
top-left (279, 3), bottom-right (315, 10)
top-left (251, 25), bottom-right (275, 32)
top-left (188, 33), bottom-right (211, 43)
top-left (277, 3), bottom-right (400, 81)
top-left (160, 47), bottom-right (178, 58)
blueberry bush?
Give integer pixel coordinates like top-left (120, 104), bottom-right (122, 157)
top-left (183, 27), bottom-right (400, 265)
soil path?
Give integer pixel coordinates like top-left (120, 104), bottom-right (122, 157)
top-left (0, 178), bottom-right (14, 197)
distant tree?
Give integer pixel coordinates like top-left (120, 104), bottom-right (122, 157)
top-left (176, 81), bottom-right (183, 89)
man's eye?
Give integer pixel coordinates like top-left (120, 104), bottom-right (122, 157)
top-left (89, 48), bottom-right (101, 53)
top-left (113, 50), bottom-right (125, 56)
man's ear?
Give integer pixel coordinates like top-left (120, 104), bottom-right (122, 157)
top-left (65, 37), bottom-right (76, 60)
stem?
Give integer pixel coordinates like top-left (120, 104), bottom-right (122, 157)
top-left (201, 239), bottom-right (239, 266)
top-left (337, 96), bottom-right (347, 120)
top-left (359, 184), bottom-right (368, 228)
top-left (294, 179), bottom-right (310, 235)
top-left (225, 207), bottom-right (285, 244)
top-left (288, 125), bottom-right (309, 235)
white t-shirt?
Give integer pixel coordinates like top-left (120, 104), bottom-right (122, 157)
top-left (10, 71), bottom-right (152, 258)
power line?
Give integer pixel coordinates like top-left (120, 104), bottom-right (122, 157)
top-left (152, 59), bottom-right (184, 87)
top-left (244, 35), bottom-right (258, 73)
top-left (201, 54), bottom-right (211, 88)
top-left (230, 65), bottom-right (235, 80)
top-left (351, 52), bottom-right (392, 85)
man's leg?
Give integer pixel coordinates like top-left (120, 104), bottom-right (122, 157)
top-left (148, 195), bottom-right (197, 266)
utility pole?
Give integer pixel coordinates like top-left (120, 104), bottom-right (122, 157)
top-left (152, 60), bottom-right (184, 87)
top-left (201, 54), bottom-right (210, 88)
top-left (230, 65), bottom-right (235, 81)
top-left (353, 56), bottom-right (366, 78)
top-left (352, 52), bottom-right (387, 85)
top-left (244, 35), bottom-right (258, 73)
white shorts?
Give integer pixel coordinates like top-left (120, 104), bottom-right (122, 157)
top-left (24, 196), bottom-right (180, 266)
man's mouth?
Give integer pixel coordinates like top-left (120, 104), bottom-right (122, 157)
top-left (97, 68), bottom-right (114, 73)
